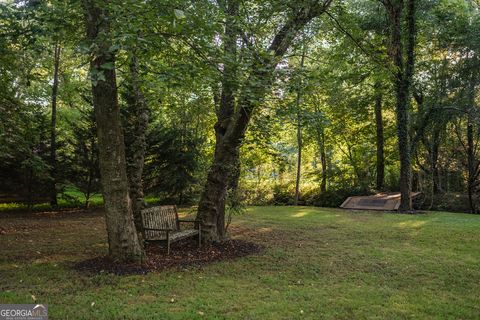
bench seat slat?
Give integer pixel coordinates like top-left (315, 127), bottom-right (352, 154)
top-left (170, 229), bottom-right (199, 241)
top-left (146, 229), bottom-right (199, 242)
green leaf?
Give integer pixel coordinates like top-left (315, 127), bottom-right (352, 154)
top-left (174, 9), bottom-right (186, 20)
top-left (100, 62), bottom-right (115, 70)
top-left (97, 72), bottom-right (106, 82)
top-left (108, 44), bottom-right (120, 53)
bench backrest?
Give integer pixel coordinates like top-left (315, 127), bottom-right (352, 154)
top-left (141, 205), bottom-right (179, 240)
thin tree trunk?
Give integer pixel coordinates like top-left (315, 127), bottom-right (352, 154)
top-left (314, 104), bottom-right (327, 193)
top-left (85, 165), bottom-right (92, 209)
top-left (49, 44), bottom-right (61, 207)
top-left (126, 54), bottom-right (149, 237)
top-left (319, 128), bottom-right (327, 193)
top-left (404, 0), bottom-right (416, 206)
top-left (295, 113), bottom-right (302, 205)
top-left (430, 58), bottom-right (448, 195)
top-left (467, 115), bottom-right (475, 213)
top-left (431, 126), bottom-right (443, 194)
top-left (374, 84), bottom-right (385, 191)
top-left (27, 167), bottom-right (33, 211)
top-left (294, 49), bottom-right (306, 205)
top-left (85, 133), bottom-right (96, 209)
top-left (82, 0), bottom-right (144, 262)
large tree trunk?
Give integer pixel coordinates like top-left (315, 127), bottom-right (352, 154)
top-left (395, 58), bottom-right (412, 211)
top-left (197, 143), bottom-right (239, 242)
top-left (125, 54), bottom-right (149, 236)
top-left (49, 44), bottom-right (61, 207)
top-left (384, 0), bottom-right (416, 212)
top-left (374, 84), bottom-right (385, 191)
top-left (197, 0), bottom-right (239, 242)
top-left (197, 0), bottom-right (333, 242)
top-left (82, 0), bottom-right (144, 262)
top-left (466, 72), bottom-right (478, 214)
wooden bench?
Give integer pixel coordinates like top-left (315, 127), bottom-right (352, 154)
top-left (141, 205), bottom-right (201, 254)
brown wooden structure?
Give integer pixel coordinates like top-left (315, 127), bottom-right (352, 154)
top-left (141, 205), bottom-right (201, 254)
top-left (340, 192), bottom-right (421, 211)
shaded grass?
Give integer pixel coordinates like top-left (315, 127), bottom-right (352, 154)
top-left (1, 206), bottom-right (479, 319)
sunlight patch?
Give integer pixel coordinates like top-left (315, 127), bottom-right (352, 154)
top-left (292, 211), bottom-right (311, 218)
top-left (397, 221), bottom-right (427, 228)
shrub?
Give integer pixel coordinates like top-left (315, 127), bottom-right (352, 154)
top-left (271, 184), bottom-right (296, 205)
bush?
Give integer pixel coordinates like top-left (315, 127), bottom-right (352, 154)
top-left (240, 180), bottom-right (374, 208)
top-left (238, 183), bottom-right (272, 205)
top-left (271, 184), bottom-right (295, 205)
top-left (421, 192), bottom-right (473, 213)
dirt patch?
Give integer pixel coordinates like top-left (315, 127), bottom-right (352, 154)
top-left (0, 207), bottom-right (104, 220)
top-left (73, 239), bottom-right (263, 275)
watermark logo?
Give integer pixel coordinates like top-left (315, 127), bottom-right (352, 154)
top-left (0, 304), bottom-right (48, 320)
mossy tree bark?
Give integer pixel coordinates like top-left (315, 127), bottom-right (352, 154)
top-left (383, 0), bottom-right (416, 211)
top-left (466, 74), bottom-right (479, 214)
top-left (82, 0), bottom-right (144, 262)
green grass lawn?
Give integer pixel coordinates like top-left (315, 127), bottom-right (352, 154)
top-left (1, 206), bottom-right (479, 319)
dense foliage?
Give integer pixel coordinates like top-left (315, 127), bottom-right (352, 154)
top-left (0, 0), bottom-right (479, 215)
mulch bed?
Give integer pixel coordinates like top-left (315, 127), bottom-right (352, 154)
top-left (74, 239), bottom-right (263, 275)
